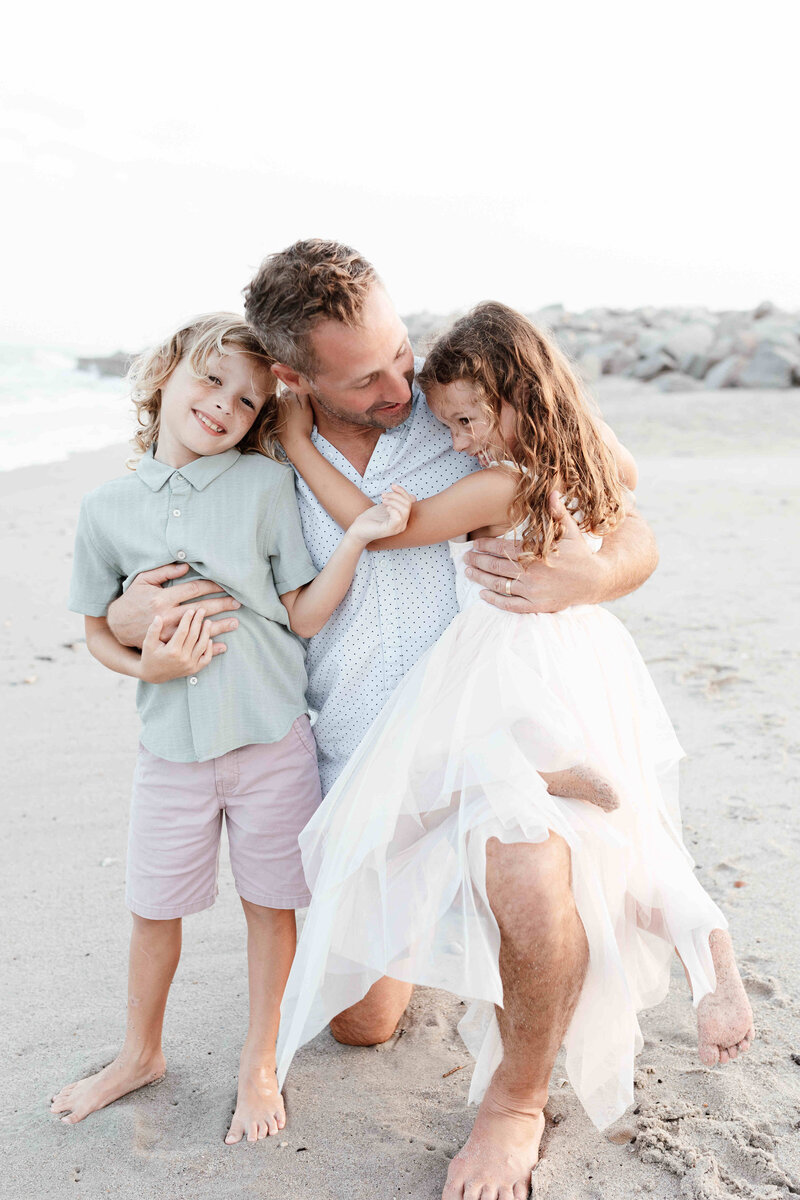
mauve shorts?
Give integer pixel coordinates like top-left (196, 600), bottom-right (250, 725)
top-left (126, 716), bottom-right (322, 919)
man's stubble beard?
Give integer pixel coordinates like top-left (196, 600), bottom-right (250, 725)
top-left (309, 367), bottom-right (416, 432)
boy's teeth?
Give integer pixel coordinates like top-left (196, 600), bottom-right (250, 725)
top-left (197, 412), bottom-right (224, 432)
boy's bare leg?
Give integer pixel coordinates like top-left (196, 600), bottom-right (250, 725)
top-left (225, 901), bottom-right (296, 1144)
top-left (540, 765), bottom-right (620, 812)
top-left (51, 915), bottom-right (181, 1124)
top-left (443, 834), bottom-right (588, 1200)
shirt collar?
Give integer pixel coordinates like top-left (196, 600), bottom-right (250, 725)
top-left (136, 445), bottom-right (242, 492)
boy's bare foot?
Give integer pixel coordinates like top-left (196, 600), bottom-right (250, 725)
top-left (696, 929), bottom-right (756, 1066)
top-left (225, 1052), bottom-right (285, 1144)
top-left (442, 1079), bottom-right (544, 1200)
top-left (50, 1050), bottom-right (166, 1125)
top-left (541, 764), bottom-right (620, 812)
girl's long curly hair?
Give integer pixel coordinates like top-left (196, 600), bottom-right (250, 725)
top-left (128, 313), bottom-right (282, 464)
top-left (418, 302), bottom-right (626, 560)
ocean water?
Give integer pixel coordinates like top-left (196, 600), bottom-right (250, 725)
top-left (0, 345), bottom-right (133, 472)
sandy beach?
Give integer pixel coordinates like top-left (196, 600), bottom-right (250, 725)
top-left (2, 382), bottom-right (799, 1200)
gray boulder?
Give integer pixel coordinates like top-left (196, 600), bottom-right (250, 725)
top-left (705, 355), bottom-right (747, 389)
top-left (739, 343), bottom-right (799, 389)
top-left (655, 372), bottom-right (705, 392)
top-left (631, 351), bottom-right (676, 381)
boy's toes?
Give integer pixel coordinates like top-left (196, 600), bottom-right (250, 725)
top-left (225, 1118), bottom-right (245, 1145)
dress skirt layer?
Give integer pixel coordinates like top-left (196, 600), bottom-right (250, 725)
top-left (277, 591), bottom-right (725, 1130)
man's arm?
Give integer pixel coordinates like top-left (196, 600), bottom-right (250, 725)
top-left (465, 490), bottom-right (658, 614)
top-left (106, 562), bottom-right (241, 648)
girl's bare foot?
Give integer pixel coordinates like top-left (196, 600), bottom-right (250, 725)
top-left (50, 1050), bottom-right (166, 1125)
top-left (541, 764), bottom-right (620, 812)
top-left (225, 1050), bottom-right (285, 1144)
top-left (696, 929), bottom-right (755, 1065)
top-left (442, 1079), bottom-right (544, 1200)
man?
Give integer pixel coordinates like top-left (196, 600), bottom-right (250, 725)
top-left (107, 240), bottom-right (658, 1199)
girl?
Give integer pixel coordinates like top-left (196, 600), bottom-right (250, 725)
top-left (52, 313), bottom-right (411, 1143)
top-left (273, 302), bottom-right (754, 1134)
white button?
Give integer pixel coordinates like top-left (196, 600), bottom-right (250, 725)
top-left (177, 550), bottom-right (186, 560)
top-left (189, 677), bottom-right (198, 686)
top-left (172, 509), bottom-right (181, 517)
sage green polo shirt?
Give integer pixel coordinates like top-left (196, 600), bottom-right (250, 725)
top-left (69, 447), bottom-right (318, 763)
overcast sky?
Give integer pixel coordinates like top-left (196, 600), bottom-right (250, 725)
top-left (2, 0), bottom-right (797, 351)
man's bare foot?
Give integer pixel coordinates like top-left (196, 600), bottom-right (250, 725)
top-left (696, 929), bottom-right (755, 1066)
top-left (50, 1050), bottom-right (166, 1125)
top-left (442, 1080), bottom-right (545, 1200)
top-left (225, 1052), bottom-right (285, 1144)
top-left (540, 765), bottom-right (620, 813)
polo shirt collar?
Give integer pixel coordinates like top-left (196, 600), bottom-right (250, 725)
top-left (136, 445), bottom-right (241, 492)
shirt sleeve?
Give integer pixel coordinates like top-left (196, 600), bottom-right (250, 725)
top-left (68, 497), bottom-right (124, 616)
top-left (267, 469), bottom-right (319, 596)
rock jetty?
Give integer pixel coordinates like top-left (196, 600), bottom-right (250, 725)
top-left (404, 301), bottom-right (800, 389)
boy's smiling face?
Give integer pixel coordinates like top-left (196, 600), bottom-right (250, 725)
top-left (155, 349), bottom-right (271, 468)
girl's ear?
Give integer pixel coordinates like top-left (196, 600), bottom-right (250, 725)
top-left (271, 362), bottom-right (311, 396)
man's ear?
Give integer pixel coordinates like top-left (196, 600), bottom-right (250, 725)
top-left (272, 362), bottom-right (312, 396)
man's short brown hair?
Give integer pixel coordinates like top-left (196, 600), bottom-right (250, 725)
top-left (243, 239), bottom-right (379, 377)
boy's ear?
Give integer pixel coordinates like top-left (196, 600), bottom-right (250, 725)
top-left (271, 362), bottom-right (311, 396)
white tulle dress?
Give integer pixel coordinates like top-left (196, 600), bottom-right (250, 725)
top-left (276, 533), bottom-right (726, 1130)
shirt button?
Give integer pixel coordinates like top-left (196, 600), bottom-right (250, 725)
top-left (189, 677), bottom-right (198, 686)
top-left (177, 550), bottom-right (186, 560)
top-left (172, 509), bottom-right (181, 517)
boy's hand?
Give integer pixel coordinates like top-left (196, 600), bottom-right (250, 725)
top-left (349, 484), bottom-right (415, 544)
top-left (138, 608), bottom-right (221, 683)
top-left (279, 392), bottom-right (315, 455)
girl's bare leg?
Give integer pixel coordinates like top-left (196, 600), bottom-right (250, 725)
top-left (225, 901), bottom-right (296, 1144)
top-left (540, 765), bottom-right (620, 812)
top-left (51, 915), bottom-right (181, 1124)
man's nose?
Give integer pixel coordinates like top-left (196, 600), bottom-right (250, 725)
top-left (389, 369), bottom-right (411, 405)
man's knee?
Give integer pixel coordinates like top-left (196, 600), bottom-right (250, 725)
top-left (486, 834), bottom-right (575, 937)
top-left (329, 977), bottom-right (413, 1047)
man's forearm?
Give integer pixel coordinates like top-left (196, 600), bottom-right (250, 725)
top-left (593, 508), bottom-right (658, 604)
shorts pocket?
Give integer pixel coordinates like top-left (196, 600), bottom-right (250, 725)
top-left (292, 715), bottom-right (317, 760)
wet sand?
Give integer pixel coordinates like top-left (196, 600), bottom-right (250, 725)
top-left (2, 383), bottom-right (799, 1199)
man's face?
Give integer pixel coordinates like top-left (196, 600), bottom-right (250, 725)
top-left (305, 285), bottom-right (416, 430)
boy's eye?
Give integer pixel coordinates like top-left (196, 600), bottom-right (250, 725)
top-left (207, 375), bottom-right (222, 385)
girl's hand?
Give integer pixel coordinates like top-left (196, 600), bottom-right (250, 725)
top-left (279, 391), bottom-right (315, 456)
top-left (138, 608), bottom-right (221, 683)
top-left (348, 484), bottom-right (415, 545)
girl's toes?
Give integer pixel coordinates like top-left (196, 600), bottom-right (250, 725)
top-left (267, 1114), bottom-right (279, 1136)
top-left (699, 1044), bottom-right (720, 1066)
top-left (738, 1038), bottom-right (751, 1053)
top-left (718, 1047), bottom-right (730, 1064)
top-left (726, 1044), bottom-right (739, 1060)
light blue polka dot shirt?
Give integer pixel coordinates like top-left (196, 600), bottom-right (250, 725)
top-left (294, 370), bottom-right (480, 794)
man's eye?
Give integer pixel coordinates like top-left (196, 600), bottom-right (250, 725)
top-left (359, 377), bottom-right (375, 389)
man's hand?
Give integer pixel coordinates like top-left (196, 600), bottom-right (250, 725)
top-left (139, 609), bottom-right (220, 683)
top-left (464, 491), bottom-right (658, 614)
top-left (107, 562), bottom-right (241, 648)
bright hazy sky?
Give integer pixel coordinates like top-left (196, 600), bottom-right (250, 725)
top-left (2, 0), bottom-right (796, 351)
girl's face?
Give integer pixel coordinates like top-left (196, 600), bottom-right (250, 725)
top-left (156, 349), bottom-right (271, 468)
top-left (427, 380), bottom-right (517, 466)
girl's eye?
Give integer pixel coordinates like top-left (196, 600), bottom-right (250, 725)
top-left (459, 417), bottom-right (471, 426)
top-left (208, 375), bottom-right (222, 385)
top-left (241, 397), bottom-right (255, 410)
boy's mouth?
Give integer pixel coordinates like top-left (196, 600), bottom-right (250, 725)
top-left (193, 409), bottom-right (226, 435)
